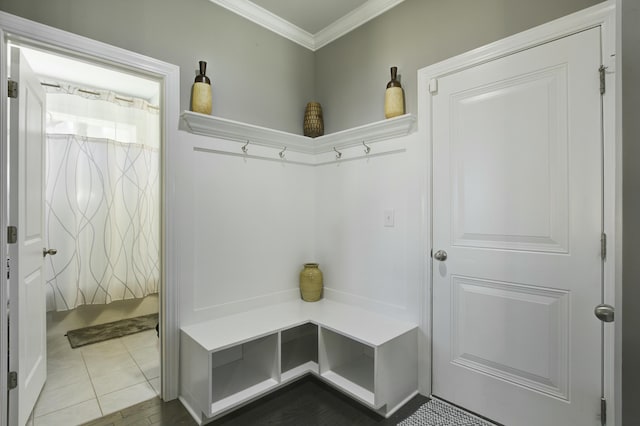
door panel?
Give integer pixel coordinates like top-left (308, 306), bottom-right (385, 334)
top-left (451, 65), bottom-right (568, 253)
top-left (451, 276), bottom-right (569, 399)
top-left (25, 94), bottom-right (44, 238)
top-left (432, 28), bottom-right (602, 426)
top-left (8, 48), bottom-right (47, 426)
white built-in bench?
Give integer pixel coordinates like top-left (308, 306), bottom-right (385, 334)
top-left (179, 299), bottom-right (418, 424)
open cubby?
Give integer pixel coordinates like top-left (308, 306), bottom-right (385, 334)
top-left (320, 327), bottom-right (375, 405)
top-left (211, 333), bottom-right (279, 409)
top-left (281, 322), bottom-right (318, 380)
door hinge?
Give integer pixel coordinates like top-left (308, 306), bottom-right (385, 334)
top-left (8, 80), bottom-right (17, 99)
top-left (601, 397), bottom-right (607, 426)
top-left (601, 232), bottom-right (607, 260)
top-left (7, 226), bottom-right (17, 244)
top-left (8, 371), bottom-right (17, 390)
top-left (599, 65), bottom-right (606, 95)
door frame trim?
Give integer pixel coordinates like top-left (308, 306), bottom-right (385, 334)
top-left (416, 1), bottom-right (618, 424)
top-left (0, 12), bottom-right (181, 425)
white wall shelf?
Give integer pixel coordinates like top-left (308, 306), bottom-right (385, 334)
top-left (180, 111), bottom-right (416, 155)
top-left (179, 299), bottom-right (418, 424)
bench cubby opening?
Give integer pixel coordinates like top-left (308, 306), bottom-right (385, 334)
top-left (319, 327), bottom-right (376, 406)
top-left (280, 322), bottom-right (318, 381)
top-left (210, 333), bottom-right (279, 409)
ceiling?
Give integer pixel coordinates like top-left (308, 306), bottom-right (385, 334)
top-left (209, 0), bottom-right (406, 51)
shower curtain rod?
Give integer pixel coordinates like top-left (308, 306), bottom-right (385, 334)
top-left (40, 81), bottom-right (159, 109)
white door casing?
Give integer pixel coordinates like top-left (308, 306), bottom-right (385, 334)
top-left (0, 14), bottom-right (181, 423)
top-left (431, 27), bottom-right (603, 426)
top-left (8, 48), bottom-right (47, 426)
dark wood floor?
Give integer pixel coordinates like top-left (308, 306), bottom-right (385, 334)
top-left (82, 375), bottom-right (428, 426)
top-left (82, 397), bottom-right (195, 426)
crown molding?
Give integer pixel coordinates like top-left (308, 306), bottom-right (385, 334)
top-left (314, 0), bottom-right (406, 50)
top-left (208, 0), bottom-right (315, 50)
top-left (207, 0), bottom-right (406, 51)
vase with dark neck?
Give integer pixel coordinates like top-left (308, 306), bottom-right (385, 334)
top-left (191, 61), bottom-right (212, 115)
top-left (384, 66), bottom-right (404, 119)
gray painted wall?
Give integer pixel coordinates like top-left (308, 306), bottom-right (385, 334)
top-left (622, 0), bottom-right (640, 423)
top-left (0, 0), bottom-right (315, 134)
top-left (0, 0), bottom-right (604, 135)
top-left (315, 0), bottom-right (603, 133)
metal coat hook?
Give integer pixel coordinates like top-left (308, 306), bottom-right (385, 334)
top-left (241, 140), bottom-right (250, 154)
top-left (363, 141), bottom-right (371, 154)
top-left (333, 147), bottom-right (342, 160)
top-left (279, 146), bottom-right (287, 159)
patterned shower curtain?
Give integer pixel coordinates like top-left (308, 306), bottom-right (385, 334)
top-left (43, 84), bottom-right (160, 311)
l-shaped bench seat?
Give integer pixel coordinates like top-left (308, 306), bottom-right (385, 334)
top-left (179, 299), bottom-right (418, 424)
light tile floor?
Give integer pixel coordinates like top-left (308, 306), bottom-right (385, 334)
top-left (30, 330), bottom-right (160, 426)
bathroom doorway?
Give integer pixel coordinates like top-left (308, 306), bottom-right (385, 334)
top-left (1, 13), bottom-right (180, 426)
top-left (11, 43), bottom-right (162, 424)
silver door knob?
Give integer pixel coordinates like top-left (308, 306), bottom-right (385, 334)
top-left (43, 248), bottom-right (57, 257)
top-left (433, 250), bottom-right (448, 261)
top-left (594, 304), bottom-right (614, 322)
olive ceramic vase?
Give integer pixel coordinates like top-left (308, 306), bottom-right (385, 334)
top-left (299, 263), bottom-right (323, 302)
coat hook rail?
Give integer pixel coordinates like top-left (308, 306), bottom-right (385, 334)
top-left (279, 146), bottom-right (287, 159)
top-left (241, 140), bottom-right (250, 153)
top-left (333, 147), bottom-right (342, 160)
top-left (363, 141), bottom-right (371, 154)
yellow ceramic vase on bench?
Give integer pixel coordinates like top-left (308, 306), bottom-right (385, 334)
top-left (299, 263), bottom-right (323, 302)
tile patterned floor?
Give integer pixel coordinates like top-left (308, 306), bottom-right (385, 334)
top-left (28, 329), bottom-right (160, 426)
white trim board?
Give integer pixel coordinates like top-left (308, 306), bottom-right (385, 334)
top-left (207, 0), bottom-right (406, 51)
top-left (416, 1), bottom-right (617, 424)
top-left (0, 11), bottom-right (181, 422)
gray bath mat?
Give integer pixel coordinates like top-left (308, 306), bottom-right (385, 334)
top-left (398, 398), bottom-right (496, 426)
top-left (66, 313), bottom-right (158, 348)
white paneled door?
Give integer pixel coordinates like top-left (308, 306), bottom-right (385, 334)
top-left (8, 49), bottom-right (48, 426)
top-left (431, 28), bottom-right (603, 426)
